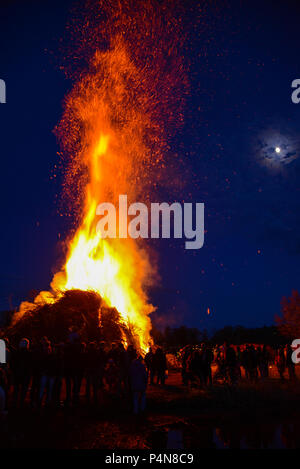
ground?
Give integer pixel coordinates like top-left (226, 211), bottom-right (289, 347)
top-left (2, 366), bottom-right (300, 449)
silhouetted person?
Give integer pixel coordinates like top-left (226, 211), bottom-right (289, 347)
top-left (225, 345), bottom-right (238, 385)
top-left (30, 342), bottom-right (43, 407)
top-left (129, 355), bottom-right (147, 415)
top-left (52, 343), bottom-right (65, 407)
top-left (153, 347), bottom-right (167, 385)
top-left (247, 346), bottom-right (258, 381)
top-left (241, 346), bottom-right (250, 379)
top-left (190, 349), bottom-right (204, 387)
top-left (85, 342), bottom-right (101, 406)
top-left (11, 338), bottom-right (32, 408)
top-left (261, 345), bottom-right (270, 378)
top-left (38, 337), bottom-right (56, 407)
top-left (276, 346), bottom-right (286, 381)
top-left (0, 368), bottom-right (7, 418)
top-left (181, 346), bottom-right (192, 385)
top-left (127, 345), bottom-right (137, 364)
top-left (105, 358), bottom-right (119, 394)
top-left (64, 337), bottom-right (85, 406)
top-left (117, 343), bottom-right (129, 396)
top-left (144, 347), bottom-right (155, 384)
top-left (215, 347), bottom-right (226, 382)
top-left (202, 345), bottom-right (214, 386)
top-left (286, 344), bottom-right (296, 381)
top-left (98, 342), bottom-right (107, 389)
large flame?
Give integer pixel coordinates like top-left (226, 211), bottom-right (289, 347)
top-left (16, 0), bottom-right (187, 352)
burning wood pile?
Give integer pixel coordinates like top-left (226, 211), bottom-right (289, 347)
top-left (10, 0), bottom-right (186, 354)
top-left (6, 290), bottom-right (140, 350)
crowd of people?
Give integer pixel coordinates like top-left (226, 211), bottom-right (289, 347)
top-left (181, 344), bottom-right (214, 387)
top-left (181, 343), bottom-right (297, 387)
top-left (0, 336), bottom-right (298, 420)
top-left (0, 334), bottom-right (168, 418)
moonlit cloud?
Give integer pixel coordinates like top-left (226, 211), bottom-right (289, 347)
top-left (256, 129), bottom-right (299, 169)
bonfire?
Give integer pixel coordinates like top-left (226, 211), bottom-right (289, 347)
top-left (7, 290), bottom-right (141, 351)
top-left (10, 0), bottom-right (186, 352)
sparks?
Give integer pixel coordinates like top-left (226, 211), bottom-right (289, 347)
top-left (15, 0), bottom-right (187, 353)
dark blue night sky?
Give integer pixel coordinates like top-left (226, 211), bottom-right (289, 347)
top-left (0, 0), bottom-right (299, 332)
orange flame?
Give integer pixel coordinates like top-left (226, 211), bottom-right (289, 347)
top-left (16, 1), bottom-right (187, 352)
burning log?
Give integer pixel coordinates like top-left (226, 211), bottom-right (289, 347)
top-left (6, 290), bottom-right (141, 350)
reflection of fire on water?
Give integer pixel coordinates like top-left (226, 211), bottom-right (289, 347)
top-left (14, 0), bottom-right (187, 352)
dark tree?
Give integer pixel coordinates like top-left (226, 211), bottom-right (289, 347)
top-left (276, 290), bottom-right (300, 339)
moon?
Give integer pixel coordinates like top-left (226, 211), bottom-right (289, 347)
top-left (256, 130), bottom-right (299, 170)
